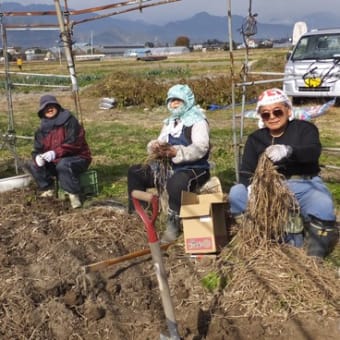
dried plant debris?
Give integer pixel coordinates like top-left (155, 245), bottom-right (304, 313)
top-left (216, 154), bottom-right (340, 321)
top-left (238, 154), bottom-right (299, 248)
top-left (0, 181), bottom-right (339, 339)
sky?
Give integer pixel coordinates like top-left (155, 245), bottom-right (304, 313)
top-left (7, 0), bottom-right (340, 25)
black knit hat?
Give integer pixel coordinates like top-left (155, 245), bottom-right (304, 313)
top-left (38, 94), bottom-right (61, 117)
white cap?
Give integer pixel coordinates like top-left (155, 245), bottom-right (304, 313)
top-left (256, 88), bottom-right (292, 113)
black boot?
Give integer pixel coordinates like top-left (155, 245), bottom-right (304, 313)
top-left (161, 210), bottom-right (181, 243)
top-left (305, 216), bottom-right (339, 258)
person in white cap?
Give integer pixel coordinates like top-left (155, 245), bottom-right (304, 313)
top-left (28, 94), bottom-right (92, 209)
top-left (229, 88), bottom-right (338, 258)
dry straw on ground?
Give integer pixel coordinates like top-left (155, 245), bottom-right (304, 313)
top-left (218, 154), bottom-right (340, 320)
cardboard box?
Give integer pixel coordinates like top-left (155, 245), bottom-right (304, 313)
top-left (180, 191), bottom-right (228, 254)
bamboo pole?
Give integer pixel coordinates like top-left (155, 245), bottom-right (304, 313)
top-left (228, 0), bottom-right (240, 181)
top-left (54, 0), bottom-right (82, 123)
top-left (0, 13), bottom-right (19, 174)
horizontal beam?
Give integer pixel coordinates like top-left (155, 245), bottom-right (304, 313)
top-left (11, 83), bottom-right (70, 89)
top-left (5, 26), bottom-right (60, 30)
top-left (0, 71), bottom-right (69, 78)
top-left (0, 0), bottom-right (179, 16)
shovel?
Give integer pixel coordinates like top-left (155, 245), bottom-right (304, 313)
top-left (84, 242), bottom-right (172, 273)
top-left (132, 190), bottom-right (180, 340)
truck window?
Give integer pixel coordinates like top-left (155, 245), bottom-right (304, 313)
top-left (292, 33), bottom-right (340, 61)
top-left (292, 37), bottom-right (308, 60)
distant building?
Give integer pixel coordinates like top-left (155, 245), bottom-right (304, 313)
top-left (123, 48), bottom-right (151, 57)
top-left (150, 46), bottom-right (190, 56)
top-left (25, 47), bottom-right (47, 61)
top-left (99, 44), bottom-right (144, 56)
top-left (192, 44), bottom-right (203, 51)
top-left (123, 46), bottom-right (190, 58)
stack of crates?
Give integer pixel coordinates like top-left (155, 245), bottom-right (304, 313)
top-left (58, 169), bottom-right (98, 199)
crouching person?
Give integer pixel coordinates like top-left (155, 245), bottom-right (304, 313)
top-left (229, 88), bottom-right (339, 258)
top-left (128, 84), bottom-right (211, 242)
top-left (28, 94), bottom-right (92, 209)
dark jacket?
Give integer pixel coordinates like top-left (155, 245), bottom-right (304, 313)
top-left (32, 109), bottom-right (92, 164)
top-left (239, 119), bottom-right (321, 186)
top-left (168, 125), bottom-right (210, 172)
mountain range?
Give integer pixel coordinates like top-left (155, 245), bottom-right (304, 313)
top-left (0, 2), bottom-right (340, 48)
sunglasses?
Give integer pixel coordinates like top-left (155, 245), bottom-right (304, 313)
top-left (260, 109), bottom-right (285, 121)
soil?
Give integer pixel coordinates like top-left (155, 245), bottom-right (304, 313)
top-left (0, 186), bottom-right (339, 340)
top-left (0, 92), bottom-right (340, 339)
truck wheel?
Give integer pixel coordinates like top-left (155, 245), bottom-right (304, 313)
top-left (292, 97), bottom-right (302, 105)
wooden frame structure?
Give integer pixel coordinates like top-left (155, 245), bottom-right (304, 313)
top-left (0, 0), bottom-right (181, 174)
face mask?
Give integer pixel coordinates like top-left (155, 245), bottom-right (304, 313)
top-left (167, 102), bottom-right (184, 117)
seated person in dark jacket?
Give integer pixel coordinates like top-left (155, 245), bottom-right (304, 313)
top-left (28, 94), bottom-right (92, 209)
top-left (229, 88), bottom-right (338, 258)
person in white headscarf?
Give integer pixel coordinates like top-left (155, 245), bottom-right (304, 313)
top-left (128, 84), bottom-right (211, 242)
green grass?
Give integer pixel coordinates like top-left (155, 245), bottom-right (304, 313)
top-left (201, 272), bottom-right (227, 292)
top-left (1, 49), bottom-right (340, 209)
top-left (1, 48), bottom-right (339, 267)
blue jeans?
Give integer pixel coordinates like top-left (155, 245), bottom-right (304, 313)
top-left (284, 233), bottom-right (304, 248)
top-left (28, 156), bottom-right (90, 194)
top-left (229, 176), bottom-right (336, 221)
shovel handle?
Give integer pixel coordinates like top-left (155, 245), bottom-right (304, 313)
top-left (131, 190), bottom-right (153, 203)
top-left (84, 242), bottom-right (173, 273)
top-left (132, 190), bottom-right (159, 243)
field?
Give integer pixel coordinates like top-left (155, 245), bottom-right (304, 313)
top-left (0, 50), bottom-right (340, 339)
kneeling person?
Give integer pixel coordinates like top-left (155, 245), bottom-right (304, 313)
top-left (229, 88), bottom-right (339, 258)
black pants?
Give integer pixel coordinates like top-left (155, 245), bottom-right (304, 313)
top-left (127, 164), bottom-right (210, 214)
top-left (28, 156), bottom-right (90, 194)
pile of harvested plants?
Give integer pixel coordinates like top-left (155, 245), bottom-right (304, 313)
top-left (216, 154), bottom-right (340, 320)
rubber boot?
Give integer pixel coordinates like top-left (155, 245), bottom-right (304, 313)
top-left (284, 213), bottom-right (304, 248)
top-left (305, 217), bottom-right (339, 258)
top-left (161, 211), bottom-right (180, 243)
top-left (233, 213), bottom-right (244, 226)
top-left (40, 189), bottom-right (55, 198)
top-left (67, 192), bottom-right (82, 209)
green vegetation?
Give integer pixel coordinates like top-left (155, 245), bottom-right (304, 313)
top-left (0, 48), bottom-right (339, 265)
top-left (1, 49), bottom-right (340, 213)
top-left (201, 271), bottom-right (227, 292)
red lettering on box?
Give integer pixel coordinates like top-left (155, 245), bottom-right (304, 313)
top-left (186, 237), bottom-right (213, 251)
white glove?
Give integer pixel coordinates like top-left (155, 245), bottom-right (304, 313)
top-left (41, 150), bottom-right (56, 162)
top-left (247, 185), bottom-right (252, 198)
top-left (265, 145), bottom-right (292, 162)
top-left (35, 154), bottom-right (45, 167)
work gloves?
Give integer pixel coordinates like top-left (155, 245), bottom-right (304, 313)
top-left (35, 154), bottom-right (45, 167)
top-left (265, 144), bottom-right (292, 162)
top-left (35, 150), bottom-right (56, 167)
top-left (41, 150), bottom-right (56, 162)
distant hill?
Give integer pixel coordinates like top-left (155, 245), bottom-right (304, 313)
top-left (0, 2), bottom-right (339, 48)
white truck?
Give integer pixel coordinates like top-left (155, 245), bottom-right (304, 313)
top-left (283, 28), bottom-right (340, 105)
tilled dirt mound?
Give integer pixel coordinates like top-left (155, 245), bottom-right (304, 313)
top-left (0, 187), bottom-right (339, 340)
